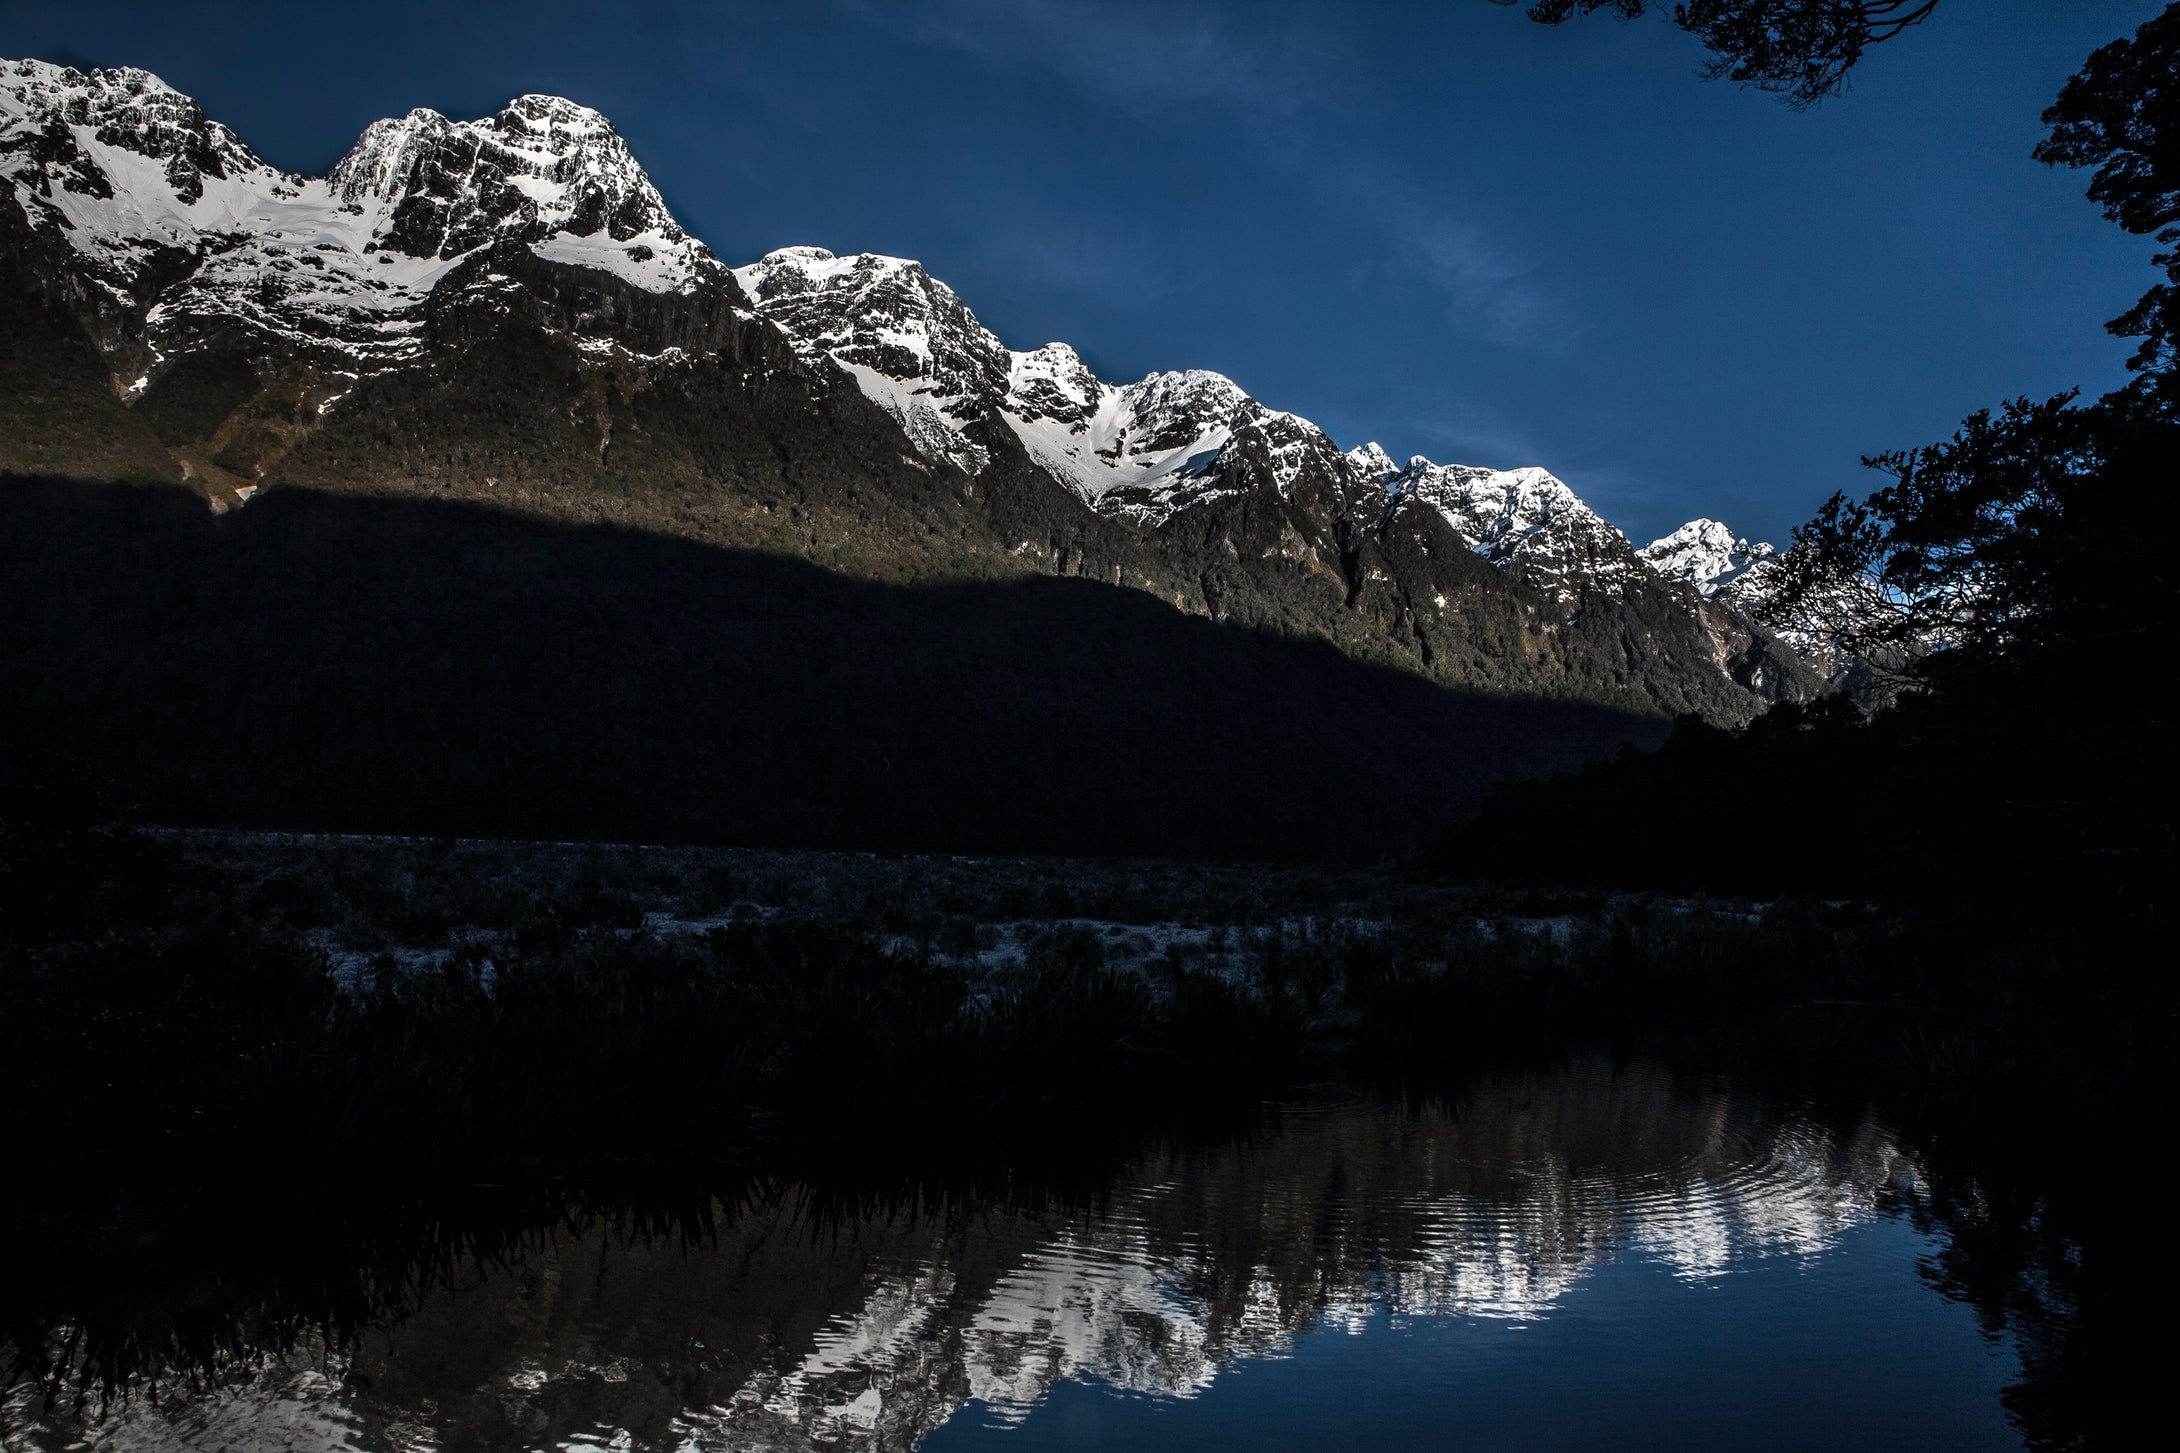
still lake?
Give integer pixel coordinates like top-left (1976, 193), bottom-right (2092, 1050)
top-left (5, 1057), bottom-right (2030, 1451)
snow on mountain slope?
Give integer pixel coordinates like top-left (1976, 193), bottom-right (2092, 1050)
top-left (0, 59), bottom-right (266, 276)
top-left (1343, 441), bottom-right (1400, 483)
top-left (1, 59), bottom-right (725, 389)
top-left (729, 240), bottom-right (1683, 578)
top-left (1350, 446), bottom-right (1642, 602)
top-left (732, 245), bottom-right (1349, 524)
top-left (729, 247), bottom-right (1009, 476)
top-left (1639, 519), bottom-right (1778, 597)
top-left (1005, 363), bottom-right (1367, 525)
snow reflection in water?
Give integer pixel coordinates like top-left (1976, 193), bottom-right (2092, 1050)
top-left (9, 1059), bottom-right (1940, 1451)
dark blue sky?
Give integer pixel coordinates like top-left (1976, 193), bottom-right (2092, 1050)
top-left (2, 1), bottom-right (2159, 543)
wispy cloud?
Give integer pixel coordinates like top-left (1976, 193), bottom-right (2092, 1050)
top-left (1317, 142), bottom-right (1576, 358)
top-left (1384, 215), bottom-right (1575, 354)
top-left (982, 216), bottom-right (1188, 309)
top-left (828, 0), bottom-right (1353, 117)
top-left (831, 1), bottom-right (1567, 355)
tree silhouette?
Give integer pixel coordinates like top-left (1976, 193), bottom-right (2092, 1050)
top-left (1451, 4), bottom-right (2180, 916)
top-left (1763, 5), bottom-right (2180, 679)
top-left (2035, 4), bottom-right (2180, 392)
top-left (1489, 0), bottom-right (1943, 108)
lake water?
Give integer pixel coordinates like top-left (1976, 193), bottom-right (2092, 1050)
top-left (3, 1057), bottom-right (2034, 1451)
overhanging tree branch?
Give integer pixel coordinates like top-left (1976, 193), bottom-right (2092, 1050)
top-left (1487, 0), bottom-right (1944, 108)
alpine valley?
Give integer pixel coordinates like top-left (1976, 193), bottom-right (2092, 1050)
top-left (0, 60), bottom-right (1823, 857)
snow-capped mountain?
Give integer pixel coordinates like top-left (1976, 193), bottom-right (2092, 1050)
top-left (732, 244), bottom-right (1790, 642)
top-left (732, 245), bottom-right (1356, 526)
top-left (727, 246), bottom-right (1005, 477)
top-left (2, 58), bottom-right (1825, 720)
top-left (1639, 518), bottom-right (1779, 598)
top-left (0, 58), bottom-right (728, 392)
top-left (1351, 447), bottom-right (1644, 603)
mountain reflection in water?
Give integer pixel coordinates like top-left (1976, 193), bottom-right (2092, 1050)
top-left (7, 1058), bottom-right (2016, 1452)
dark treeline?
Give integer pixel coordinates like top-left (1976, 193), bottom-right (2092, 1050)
top-left (1435, 640), bottom-right (2173, 914)
top-left (0, 476), bottom-right (1658, 862)
top-left (1435, 386), bottom-right (2176, 930)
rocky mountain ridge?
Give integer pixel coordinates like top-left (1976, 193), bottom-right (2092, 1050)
top-left (731, 245), bottom-right (1360, 528)
top-left (2, 57), bottom-right (1818, 723)
top-left (1, 61), bottom-right (725, 389)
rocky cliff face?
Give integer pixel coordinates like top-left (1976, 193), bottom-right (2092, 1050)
top-left (1, 59), bottom-right (781, 496)
top-left (1, 60), bottom-right (731, 383)
top-left (2, 57), bottom-right (1821, 721)
top-left (731, 246), bottom-right (1366, 528)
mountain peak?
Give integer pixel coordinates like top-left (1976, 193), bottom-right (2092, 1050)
top-left (1344, 442), bottom-right (1401, 481)
top-left (327, 91), bottom-right (688, 255)
top-left (3, 55), bottom-right (273, 209)
top-left (1387, 456), bottom-right (1636, 596)
top-left (499, 92), bottom-right (618, 135)
top-left (1008, 342), bottom-right (1102, 424)
top-left (1639, 519), bottom-right (1777, 596)
top-left (3, 56), bottom-right (186, 109)
top-left (1116, 365), bottom-right (1255, 422)
top-left (731, 249), bottom-right (1309, 516)
top-left (755, 244), bottom-right (837, 266)
top-left (2, 56), bottom-right (725, 390)
top-left (732, 244), bottom-right (1005, 387)
top-left (740, 247), bottom-right (937, 289)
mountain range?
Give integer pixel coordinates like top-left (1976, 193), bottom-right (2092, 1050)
top-left (0, 59), bottom-right (1825, 854)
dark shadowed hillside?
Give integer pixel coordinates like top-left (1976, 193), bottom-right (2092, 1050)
top-left (0, 478), bottom-right (1660, 859)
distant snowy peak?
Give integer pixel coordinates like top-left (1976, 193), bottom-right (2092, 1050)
top-left (1344, 441), bottom-right (1401, 483)
top-left (735, 244), bottom-right (1341, 522)
top-left (732, 247), bottom-right (1010, 399)
top-left (1388, 460), bottom-right (1605, 556)
top-left (1, 58), bottom-right (725, 386)
top-left (1367, 450), bottom-right (1638, 598)
top-left (0, 59), bottom-right (264, 192)
top-left (1002, 365), bottom-right (1234, 520)
top-left (731, 246), bottom-right (1011, 475)
top-left (1014, 366), bottom-right (1363, 524)
top-left (1638, 518), bottom-right (1778, 597)
top-left (1007, 340), bottom-right (1104, 426)
top-left (1644, 523), bottom-right (1855, 676)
